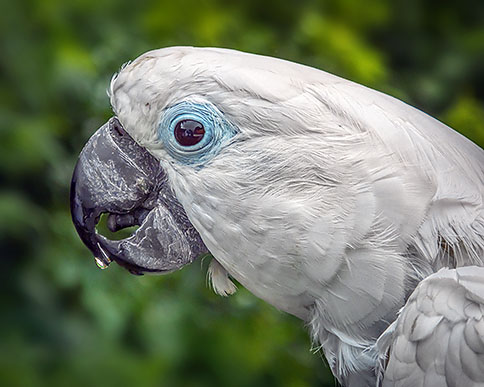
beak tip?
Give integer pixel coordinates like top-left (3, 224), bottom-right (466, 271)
top-left (94, 256), bottom-right (111, 270)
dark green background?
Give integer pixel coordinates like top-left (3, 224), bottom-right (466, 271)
top-left (1, 0), bottom-right (483, 386)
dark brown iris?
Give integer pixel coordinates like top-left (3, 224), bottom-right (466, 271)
top-left (174, 119), bottom-right (205, 146)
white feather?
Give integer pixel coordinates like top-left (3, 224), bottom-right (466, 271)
top-left (207, 258), bottom-right (237, 296)
top-left (377, 267), bottom-right (484, 387)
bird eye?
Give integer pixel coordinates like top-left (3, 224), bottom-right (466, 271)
top-left (159, 101), bottom-right (237, 164)
top-left (174, 119), bottom-right (205, 147)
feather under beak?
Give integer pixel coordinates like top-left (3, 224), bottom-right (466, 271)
top-left (70, 117), bottom-right (207, 275)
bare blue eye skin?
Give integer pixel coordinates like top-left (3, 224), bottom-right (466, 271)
top-left (158, 101), bottom-right (238, 165)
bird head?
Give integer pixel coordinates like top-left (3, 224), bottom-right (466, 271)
top-left (71, 46), bottom-right (388, 321)
top-left (71, 47), bottom-right (342, 278)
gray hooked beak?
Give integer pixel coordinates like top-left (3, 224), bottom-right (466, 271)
top-left (70, 117), bottom-right (207, 275)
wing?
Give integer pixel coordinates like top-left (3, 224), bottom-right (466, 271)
top-left (377, 266), bottom-right (484, 387)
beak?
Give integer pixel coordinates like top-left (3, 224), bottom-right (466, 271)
top-left (70, 117), bottom-right (207, 275)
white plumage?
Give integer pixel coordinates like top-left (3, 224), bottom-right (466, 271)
top-left (108, 47), bottom-right (484, 386)
top-left (377, 267), bottom-right (484, 387)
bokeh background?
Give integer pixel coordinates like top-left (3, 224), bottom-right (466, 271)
top-left (1, 0), bottom-right (483, 386)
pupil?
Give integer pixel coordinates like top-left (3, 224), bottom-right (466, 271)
top-left (174, 119), bottom-right (205, 146)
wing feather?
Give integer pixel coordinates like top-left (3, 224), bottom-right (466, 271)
top-left (378, 267), bottom-right (484, 387)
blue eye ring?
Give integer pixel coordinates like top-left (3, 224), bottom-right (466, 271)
top-left (158, 100), bottom-right (238, 165)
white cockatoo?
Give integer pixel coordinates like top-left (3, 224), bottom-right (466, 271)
top-left (70, 47), bottom-right (484, 387)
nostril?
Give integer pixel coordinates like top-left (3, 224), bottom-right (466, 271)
top-left (110, 117), bottom-right (126, 137)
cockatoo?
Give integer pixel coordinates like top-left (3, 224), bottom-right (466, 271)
top-left (70, 47), bottom-right (484, 387)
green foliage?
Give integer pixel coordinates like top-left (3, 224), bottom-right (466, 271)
top-left (0, 0), bottom-right (482, 386)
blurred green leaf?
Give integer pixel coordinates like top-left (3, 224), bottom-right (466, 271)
top-left (444, 95), bottom-right (484, 146)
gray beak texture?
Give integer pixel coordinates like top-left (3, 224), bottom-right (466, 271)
top-left (70, 117), bottom-right (207, 275)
